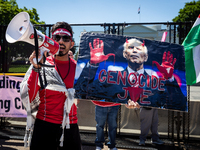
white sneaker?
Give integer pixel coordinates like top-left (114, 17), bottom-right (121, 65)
top-left (108, 147), bottom-right (118, 150)
top-left (96, 146), bottom-right (102, 150)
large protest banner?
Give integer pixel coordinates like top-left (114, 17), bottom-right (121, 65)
top-left (74, 32), bottom-right (187, 112)
top-left (0, 75), bottom-right (26, 117)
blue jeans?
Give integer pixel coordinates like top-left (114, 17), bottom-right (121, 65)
top-left (95, 105), bottom-right (120, 149)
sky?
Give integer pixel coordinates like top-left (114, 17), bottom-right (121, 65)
top-left (15, 0), bottom-right (195, 45)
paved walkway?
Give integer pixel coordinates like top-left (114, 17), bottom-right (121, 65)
top-left (1, 126), bottom-right (200, 150)
top-left (0, 139), bottom-right (131, 150)
top-left (1, 137), bottom-right (200, 150)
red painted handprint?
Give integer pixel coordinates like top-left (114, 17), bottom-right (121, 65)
top-left (152, 51), bottom-right (176, 79)
top-left (89, 38), bottom-right (115, 64)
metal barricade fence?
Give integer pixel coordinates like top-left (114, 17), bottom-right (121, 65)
top-left (0, 22), bottom-right (195, 144)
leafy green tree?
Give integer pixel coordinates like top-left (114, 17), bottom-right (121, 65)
top-left (172, 0), bottom-right (200, 44)
top-left (0, 0), bottom-right (45, 25)
top-left (173, 0), bottom-right (200, 22)
top-left (0, 0), bottom-right (45, 72)
top-left (21, 7), bottom-right (45, 25)
top-left (0, 0), bottom-right (19, 25)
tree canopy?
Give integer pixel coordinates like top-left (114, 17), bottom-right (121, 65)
top-left (173, 0), bottom-right (200, 22)
top-left (0, 0), bottom-right (45, 25)
top-left (0, 0), bottom-right (45, 72)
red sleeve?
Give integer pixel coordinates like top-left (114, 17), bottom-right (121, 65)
top-left (27, 69), bottom-right (40, 102)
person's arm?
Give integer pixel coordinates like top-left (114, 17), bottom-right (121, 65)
top-left (28, 50), bottom-right (45, 102)
top-left (20, 50), bottom-right (46, 103)
top-left (27, 69), bottom-right (40, 102)
top-left (20, 64), bottom-right (40, 109)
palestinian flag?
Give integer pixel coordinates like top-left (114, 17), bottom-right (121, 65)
top-left (182, 15), bottom-right (200, 85)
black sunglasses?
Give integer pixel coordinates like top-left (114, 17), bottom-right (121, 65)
top-left (52, 35), bottom-right (71, 42)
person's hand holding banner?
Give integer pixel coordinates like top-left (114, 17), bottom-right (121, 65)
top-left (89, 38), bottom-right (115, 64)
top-left (152, 51), bottom-right (176, 79)
top-left (125, 99), bottom-right (141, 109)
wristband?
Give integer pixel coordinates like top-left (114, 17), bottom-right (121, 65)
top-left (32, 67), bottom-right (41, 72)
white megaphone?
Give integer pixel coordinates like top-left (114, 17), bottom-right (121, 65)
top-left (5, 12), bottom-right (60, 64)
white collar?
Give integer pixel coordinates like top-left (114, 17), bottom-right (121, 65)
top-left (127, 66), bottom-right (144, 75)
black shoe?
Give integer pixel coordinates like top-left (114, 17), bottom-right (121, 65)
top-left (139, 140), bottom-right (145, 146)
top-left (152, 139), bottom-right (165, 145)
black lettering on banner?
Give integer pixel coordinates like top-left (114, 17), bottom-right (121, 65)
top-left (4, 100), bottom-right (10, 112)
top-left (15, 97), bottom-right (21, 109)
top-left (0, 76), bottom-right (21, 93)
top-left (0, 99), bottom-right (11, 112)
top-left (0, 100), bottom-right (3, 109)
top-left (15, 97), bottom-right (25, 110)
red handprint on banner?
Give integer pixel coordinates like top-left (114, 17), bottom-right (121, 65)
top-left (152, 51), bottom-right (176, 79)
top-left (89, 38), bottom-right (115, 64)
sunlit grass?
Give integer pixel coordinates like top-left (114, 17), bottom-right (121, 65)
top-left (8, 65), bottom-right (30, 73)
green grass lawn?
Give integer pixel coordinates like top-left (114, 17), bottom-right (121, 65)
top-left (8, 65), bottom-right (30, 73)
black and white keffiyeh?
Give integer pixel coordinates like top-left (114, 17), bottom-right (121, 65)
top-left (20, 60), bottom-right (75, 147)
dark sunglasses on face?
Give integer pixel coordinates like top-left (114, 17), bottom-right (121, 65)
top-left (52, 35), bottom-right (71, 42)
